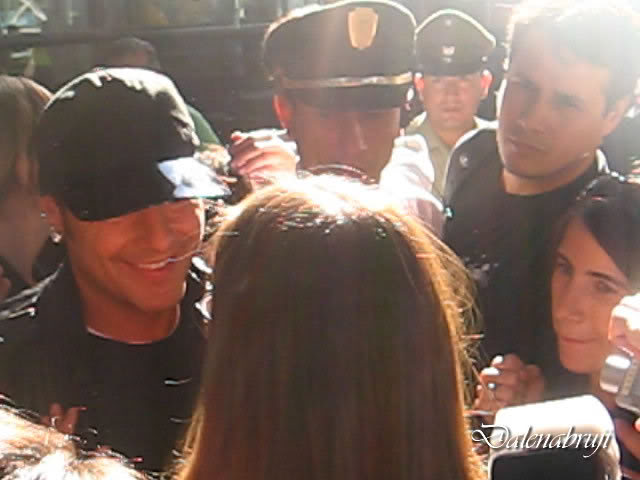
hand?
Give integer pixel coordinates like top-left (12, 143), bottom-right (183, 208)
top-left (473, 354), bottom-right (544, 420)
top-left (615, 418), bottom-right (640, 480)
top-left (41, 402), bottom-right (85, 435)
top-left (197, 144), bottom-right (232, 172)
top-left (0, 265), bottom-right (10, 302)
top-left (609, 294), bottom-right (640, 357)
top-left (228, 130), bottom-right (297, 186)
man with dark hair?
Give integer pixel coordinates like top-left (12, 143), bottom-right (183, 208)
top-left (0, 68), bottom-right (228, 472)
top-left (102, 37), bottom-right (162, 70)
top-left (229, 0), bottom-right (442, 232)
top-left (443, 0), bottom-right (639, 393)
top-left (101, 36), bottom-right (222, 150)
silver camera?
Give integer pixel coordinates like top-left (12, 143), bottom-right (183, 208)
top-left (487, 395), bottom-right (620, 480)
top-left (600, 350), bottom-right (640, 416)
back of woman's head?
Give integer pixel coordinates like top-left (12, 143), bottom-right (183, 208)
top-left (0, 407), bottom-right (143, 480)
top-left (556, 174), bottom-right (640, 289)
top-left (0, 76), bottom-right (51, 199)
top-left (182, 176), bottom-right (478, 480)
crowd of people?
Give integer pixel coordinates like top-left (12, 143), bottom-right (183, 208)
top-left (1, 0), bottom-right (640, 479)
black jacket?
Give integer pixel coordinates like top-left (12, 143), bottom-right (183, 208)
top-left (0, 261), bottom-right (210, 472)
top-left (443, 127), bottom-right (607, 396)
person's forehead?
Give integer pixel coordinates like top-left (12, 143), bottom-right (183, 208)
top-left (113, 51), bottom-right (150, 66)
top-left (559, 220), bottom-right (629, 285)
top-left (424, 72), bottom-right (482, 81)
top-left (509, 29), bottom-right (610, 101)
top-left (298, 102), bottom-right (399, 117)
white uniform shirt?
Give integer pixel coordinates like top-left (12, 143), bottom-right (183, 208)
top-left (242, 129), bottom-right (443, 236)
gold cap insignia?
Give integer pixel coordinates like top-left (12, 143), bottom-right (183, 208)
top-left (348, 7), bottom-right (379, 50)
top-left (442, 45), bottom-right (455, 57)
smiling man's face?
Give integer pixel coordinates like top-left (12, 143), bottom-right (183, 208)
top-left (55, 198), bottom-right (205, 314)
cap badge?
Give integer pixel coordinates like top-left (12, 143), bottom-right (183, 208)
top-left (348, 7), bottom-right (379, 50)
top-left (443, 45), bottom-right (456, 57)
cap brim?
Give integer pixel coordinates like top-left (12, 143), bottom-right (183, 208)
top-left (420, 59), bottom-right (485, 76)
top-left (61, 156), bottom-right (230, 221)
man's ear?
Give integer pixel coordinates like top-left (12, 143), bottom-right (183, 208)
top-left (39, 195), bottom-right (64, 236)
top-left (602, 95), bottom-right (631, 137)
top-left (273, 94), bottom-right (294, 130)
top-left (480, 69), bottom-right (493, 99)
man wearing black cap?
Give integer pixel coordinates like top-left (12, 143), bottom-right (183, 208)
top-left (229, 0), bottom-right (442, 231)
top-left (406, 9), bottom-right (495, 198)
top-left (0, 68), bottom-right (227, 472)
top-left (442, 0), bottom-right (639, 396)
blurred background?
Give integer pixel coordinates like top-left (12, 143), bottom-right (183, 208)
top-left (0, 0), bottom-right (529, 139)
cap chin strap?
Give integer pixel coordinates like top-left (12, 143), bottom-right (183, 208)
top-left (280, 72), bottom-right (413, 89)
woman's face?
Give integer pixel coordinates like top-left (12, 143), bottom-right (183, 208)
top-left (552, 219), bottom-right (631, 374)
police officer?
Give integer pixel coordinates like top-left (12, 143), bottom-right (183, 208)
top-left (406, 9), bottom-right (495, 198)
top-left (0, 68), bottom-right (228, 472)
top-left (229, 0), bottom-right (442, 232)
top-left (442, 0), bottom-right (639, 394)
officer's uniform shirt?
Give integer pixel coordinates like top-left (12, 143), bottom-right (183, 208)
top-left (380, 133), bottom-right (443, 235)
top-left (406, 112), bottom-right (493, 196)
top-left (442, 127), bottom-right (607, 396)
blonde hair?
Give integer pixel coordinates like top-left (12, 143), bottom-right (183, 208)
top-left (0, 407), bottom-right (144, 479)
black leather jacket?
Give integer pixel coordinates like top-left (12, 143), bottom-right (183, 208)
top-left (0, 261), bottom-right (210, 472)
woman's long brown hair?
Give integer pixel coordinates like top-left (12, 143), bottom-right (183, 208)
top-left (0, 75), bottom-right (51, 198)
top-left (179, 175), bottom-right (480, 480)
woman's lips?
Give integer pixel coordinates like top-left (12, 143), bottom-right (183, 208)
top-left (559, 335), bottom-right (597, 345)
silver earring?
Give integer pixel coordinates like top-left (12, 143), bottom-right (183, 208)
top-left (49, 228), bottom-right (63, 244)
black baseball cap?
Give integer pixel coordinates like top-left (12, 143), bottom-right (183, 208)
top-left (36, 68), bottom-right (229, 221)
top-left (263, 0), bottom-right (416, 110)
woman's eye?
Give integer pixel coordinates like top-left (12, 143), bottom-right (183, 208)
top-left (554, 258), bottom-right (571, 275)
top-left (594, 280), bottom-right (616, 295)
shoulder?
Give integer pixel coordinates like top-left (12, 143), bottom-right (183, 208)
top-left (0, 278), bottom-right (53, 388)
top-left (0, 277), bottom-right (50, 324)
top-left (385, 134), bottom-right (434, 187)
top-left (453, 123), bottom-right (497, 155)
top-left (187, 104), bottom-right (221, 147)
top-left (448, 125), bottom-right (498, 176)
top-left (474, 116), bottom-right (497, 131)
top-left (445, 126), bottom-right (499, 198)
top-left (0, 274), bottom-right (57, 347)
top-left (393, 133), bottom-right (429, 155)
